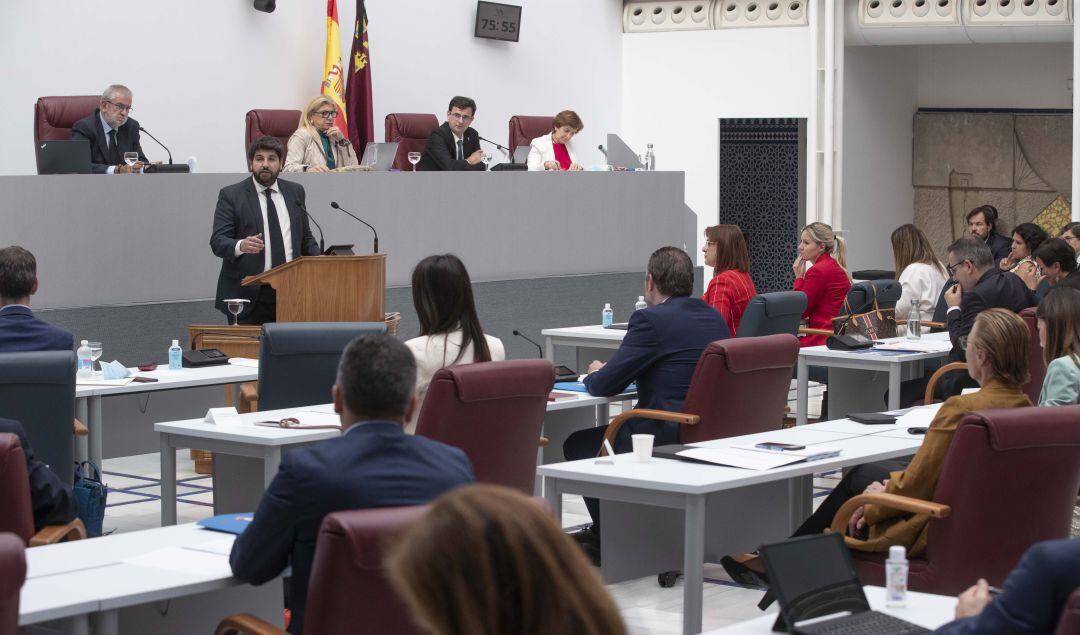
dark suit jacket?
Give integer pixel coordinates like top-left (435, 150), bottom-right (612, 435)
top-left (69, 109), bottom-right (148, 174)
top-left (209, 177), bottom-right (320, 319)
top-left (0, 306), bottom-right (74, 353)
top-left (935, 538), bottom-right (1080, 634)
top-left (229, 421), bottom-right (474, 635)
top-left (417, 122), bottom-right (485, 171)
top-left (0, 418), bottom-right (76, 531)
top-left (584, 296), bottom-right (730, 447)
top-left (947, 268), bottom-right (1034, 364)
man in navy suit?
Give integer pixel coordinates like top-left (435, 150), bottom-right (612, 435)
top-left (563, 247), bottom-right (730, 556)
top-left (69, 84), bottom-right (149, 175)
top-left (209, 136), bottom-right (320, 324)
top-left (935, 538), bottom-right (1080, 633)
top-left (0, 418), bottom-right (76, 531)
top-left (229, 333), bottom-right (474, 635)
top-left (0, 246), bottom-right (74, 353)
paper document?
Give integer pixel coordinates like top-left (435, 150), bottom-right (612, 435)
top-left (254, 410), bottom-right (341, 429)
top-left (873, 339), bottom-right (952, 353)
top-left (229, 357), bottom-right (259, 368)
top-left (896, 403), bottom-right (943, 428)
top-left (548, 390), bottom-right (579, 402)
top-left (76, 376), bottom-right (134, 387)
top-left (677, 445), bottom-right (841, 471)
top-left (123, 545), bottom-right (232, 577)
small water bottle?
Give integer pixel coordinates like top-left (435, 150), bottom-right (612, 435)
top-left (168, 339), bottom-right (183, 370)
top-left (645, 143), bottom-right (655, 171)
top-left (885, 545), bottom-right (908, 608)
top-left (76, 340), bottom-right (93, 377)
top-left (906, 299), bottom-right (922, 340)
top-left (186, 156), bottom-right (197, 173)
top-left (635, 295), bottom-right (647, 311)
top-left (602, 303), bottom-right (614, 327)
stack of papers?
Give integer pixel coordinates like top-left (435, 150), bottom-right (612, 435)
top-left (76, 376), bottom-right (134, 387)
top-left (873, 339), bottom-right (952, 353)
top-left (677, 445), bottom-right (841, 470)
top-left (254, 410), bottom-right (341, 429)
top-left (895, 403), bottom-right (942, 428)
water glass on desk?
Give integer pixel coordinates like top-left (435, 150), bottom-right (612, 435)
top-left (481, 152), bottom-right (491, 170)
top-left (88, 341), bottom-right (103, 375)
top-left (407, 151), bottom-right (421, 171)
top-left (123, 152), bottom-right (138, 167)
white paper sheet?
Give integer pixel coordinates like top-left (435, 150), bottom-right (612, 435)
top-left (229, 358), bottom-right (259, 368)
top-left (873, 339), bottom-right (952, 353)
top-left (75, 376), bottom-right (134, 387)
top-left (122, 544), bottom-right (232, 577)
top-left (678, 446), bottom-right (840, 471)
top-left (896, 403), bottom-right (943, 428)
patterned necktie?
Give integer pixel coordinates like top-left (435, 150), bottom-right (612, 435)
top-left (264, 189), bottom-right (287, 269)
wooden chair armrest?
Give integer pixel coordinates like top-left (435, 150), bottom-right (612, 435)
top-left (538, 436), bottom-right (549, 448)
top-left (896, 319), bottom-right (946, 330)
top-left (798, 327), bottom-right (834, 337)
top-left (599, 409), bottom-right (700, 455)
top-left (923, 361), bottom-right (968, 404)
top-left (73, 418), bottom-right (88, 437)
top-left (829, 493), bottom-right (951, 535)
top-left (30, 518), bottom-right (87, 547)
top-left (214, 614), bottom-right (287, 635)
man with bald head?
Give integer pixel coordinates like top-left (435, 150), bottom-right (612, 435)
top-left (70, 84), bottom-right (148, 174)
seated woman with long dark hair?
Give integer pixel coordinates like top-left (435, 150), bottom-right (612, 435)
top-left (1036, 286), bottom-right (1080, 406)
top-left (701, 224), bottom-right (756, 335)
top-left (1000, 221), bottom-right (1048, 275)
top-left (405, 254), bottom-right (504, 432)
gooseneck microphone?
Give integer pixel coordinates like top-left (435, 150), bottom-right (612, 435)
top-left (597, 144), bottom-right (608, 159)
top-left (138, 126), bottom-right (173, 164)
top-left (296, 200), bottom-right (325, 253)
top-left (329, 201), bottom-right (378, 254)
top-left (512, 330), bottom-right (544, 358)
top-left (479, 136), bottom-right (513, 163)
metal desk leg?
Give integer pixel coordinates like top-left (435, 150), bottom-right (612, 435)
top-left (62, 615), bottom-right (90, 635)
top-left (788, 475), bottom-right (813, 533)
top-left (91, 609), bottom-right (119, 635)
top-left (796, 356), bottom-right (809, 426)
top-left (75, 396), bottom-right (89, 463)
top-left (160, 434), bottom-right (177, 526)
top-left (597, 402), bottom-right (610, 427)
top-left (888, 362), bottom-right (902, 411)
top-left (264, 447), bottom-right (282, 487)
top-left (682, 494), bottom-right (706, 635)
top-left (544, 337), bottom-right (555, 361)
top-left (232, 383), bottom-right (242, 408)
top-left (544, 477), bottom-right (563, 525)
top-left (87, 395), bottom-right (103, 468)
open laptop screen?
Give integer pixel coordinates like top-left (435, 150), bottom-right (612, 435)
top-left (761, 533), bottom-right (871, 626)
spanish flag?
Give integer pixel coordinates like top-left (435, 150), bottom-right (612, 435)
top-left (322, 0), bottom-right (348, 137)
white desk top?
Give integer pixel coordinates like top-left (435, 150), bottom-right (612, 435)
top-left (75, 360), bottom-right (259, 397)
top-left (799, 332), bottom-right (951, 363)
top-left (537, 427), bottom-right (923, 495)
top-left (541, 324), bottom-right (628, 342)
top-left (703, 586), bottom-right (957, 633)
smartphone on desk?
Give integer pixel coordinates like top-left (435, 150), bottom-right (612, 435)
top-left (755, 442), bottom-right (806, 451)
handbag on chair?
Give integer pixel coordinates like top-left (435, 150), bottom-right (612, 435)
top-left (831, 284), bottom-right (898, 340)
top-left (72, 461), bottom-right (108, 537)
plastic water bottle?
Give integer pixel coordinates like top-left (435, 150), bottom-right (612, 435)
top-left (186, 156), bottom-right (197, 174)
top-left (885, 545), bottom-right (908, 608)
top-left (76, 340), bottom-right (93, 377)
top-left (635, 296), bottom-right (647, 311)
top-left (906, 299), bottom-right (922, 340)
top-left (602, 303), bottom-right (614, 327)
top-left (645, 144), bottom-right (655, 171)
top-left (168, 339), bottom-right (183, 370)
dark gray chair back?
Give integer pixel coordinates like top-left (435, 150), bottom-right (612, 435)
top-left (257, 322), bottom-right (386, 411)
top-left (841, 279), bottom-right (902, 316)
top-left (737, 291), bottom-right (807, 338)
top-left (0, 351), bottom-right (75, 484)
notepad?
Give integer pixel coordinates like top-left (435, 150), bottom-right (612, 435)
top-left (676, 445), bottom-right (841, 471)
top-left (253, 410), bottom-right (342, 429)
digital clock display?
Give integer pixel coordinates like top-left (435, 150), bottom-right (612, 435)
top-left (475, 1), bottom-right (521, 42)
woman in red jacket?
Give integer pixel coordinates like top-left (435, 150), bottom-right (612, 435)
top-left (794, 222), bottom-right (851, 347)
top-left (702, 224), bottom-right (757, 335)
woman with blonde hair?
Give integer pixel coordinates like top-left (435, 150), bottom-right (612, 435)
top-left (388, 484), bottom-right (627, 635)
top-left (526, 110), bottom-right (584, 171)
top-left (1036, 286), bottom-right (1080, 406)
top-left (890, 224), bottom-right (947, 334)
top-left (283, 95), bottom-right (360, 173)
top-left (793, 221), bottom-right (851, 347)
top-left (701, 224), bottom-right (756, 334)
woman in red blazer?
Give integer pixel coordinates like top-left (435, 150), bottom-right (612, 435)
top-left (701, 224), bottom-right (757, 335)
top-left (793, 222), bottom-right (851, 347)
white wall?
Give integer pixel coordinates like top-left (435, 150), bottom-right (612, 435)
top-left (0, 0), bottom-right (623, 175)
top-left (621, 28), bottom-right (811, 262)
top-left (842, 46), bottom-right (917, 271)
top-left (916, 43), bottom-right (1072, 108)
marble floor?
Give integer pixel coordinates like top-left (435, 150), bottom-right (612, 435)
top-left (100, 451), bottom-right (839, 634)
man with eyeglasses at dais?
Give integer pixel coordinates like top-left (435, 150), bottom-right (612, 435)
top-left (70, 84), bottom-right (150, 174)
top-left (417, 96), bottom-right (487, 171)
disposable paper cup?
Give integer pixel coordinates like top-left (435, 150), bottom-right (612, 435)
top-left (632, 434), bottom-right (654, 462)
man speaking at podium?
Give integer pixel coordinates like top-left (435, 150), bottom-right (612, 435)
top-left (210, 136), bottom-right (320, 325)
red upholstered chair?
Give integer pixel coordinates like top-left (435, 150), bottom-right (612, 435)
top-left (34, 95), bottom-right (99, 143)
top-left (1056, 588), bottom-right (1080, 635)
top-left (832, 406), bottom-right (1080, 596)
top-left (508, 115), bottom-right (553, 155)
top-left (0, 533), bottom-right (25, 635)
top-left (0, 434), bottom-right (85, 547)
top-left (598, 335), bottom-right (800, 449)
top-left (414, 360), bottom-right (555, 494)
top-left (384, 113), bottom-right (439, 171)
top-left (244, 109), bottom-right (301, 160)
top-left (215, 505), bottom-right (428, 635)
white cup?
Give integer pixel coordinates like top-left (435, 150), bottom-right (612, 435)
top-left (631, 434), bottom-right (654, 462)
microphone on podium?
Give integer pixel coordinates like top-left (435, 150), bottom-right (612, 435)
top-left (295, 199), bottom-right (325, 253)
top-left (329, 201), bottom-right (379, 254)
top-left (479, 136), bottom-right (513, 163)
top-left (138, 126), bottom-right (174, 164)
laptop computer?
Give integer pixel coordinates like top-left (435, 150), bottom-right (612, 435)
top-left (760, 533), bottom-right (929, 635)
top-left (36, 139), bottom-right (92, 175)
top-left (360, 142), bottom-right (398, 171)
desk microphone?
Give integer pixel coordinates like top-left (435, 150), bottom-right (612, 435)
top-left (512, 330), bottom-right (544, 358)
top-left (139, 126), bottom-right (174, 164)
top-left (597, 144), bottom-right (608, 159)
top-left (329, 201), bottom-right (378, 253)
top-left (479, 136), bottom-right (513, 162)
top-left (296, 199), bottom-right (325, 253)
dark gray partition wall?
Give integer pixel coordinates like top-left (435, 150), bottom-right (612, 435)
top-left (2, 171), bottom-right (698, 459)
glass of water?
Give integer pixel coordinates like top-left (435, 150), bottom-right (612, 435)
top-left (224, 299), bottom-right (249, 326)
top-left (88, 341), bottom-right (103, 375)
top-left (366, 145), bottom-right (378, 168)
top-left (123, 152), bottom-right (138, 167)
top-left (481, 152), bottom-right (491, 170)
top-left (407, 152), bottom-right (421, 171)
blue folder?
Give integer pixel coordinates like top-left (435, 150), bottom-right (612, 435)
top-left (553, 381), bottom-right (636, 393)
top-left (198, 513), bottom-right (255, 535)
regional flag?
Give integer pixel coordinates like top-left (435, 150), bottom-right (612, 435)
top-left (322, 0), bottom-right (349, 137)
top-left (344, 0), bottom-right (374, 155)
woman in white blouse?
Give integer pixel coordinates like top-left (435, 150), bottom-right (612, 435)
top-left (526, 111), bottom-right (584, 171)
top-left (404, 254), bottom-right (505, 433)
top-left (890, 224), bottom-right (947, 334)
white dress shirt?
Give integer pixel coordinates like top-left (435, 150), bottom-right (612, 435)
top-left (895, 262), bottom-right (947, 332)
top-left (233, 176), bottom-right (293, 271)
top-left (403, 331), bottom-right (506, 434)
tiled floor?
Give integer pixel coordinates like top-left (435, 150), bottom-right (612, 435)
top-left (100, 452), bottom-right (839, 633)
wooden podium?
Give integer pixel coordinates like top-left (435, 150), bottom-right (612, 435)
top-left (241, 254), bottom-right (386, 322)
